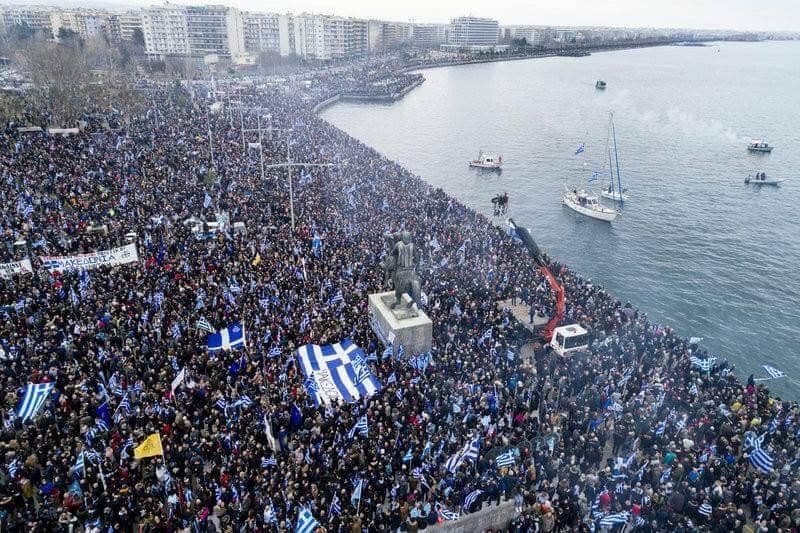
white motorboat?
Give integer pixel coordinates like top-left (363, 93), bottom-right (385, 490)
top-left (745, 174), bottom-right (784, 186)
top-left (563, 187), bottom-right (618, 222)
top-left (748, 140), bottom-right (773, 153)
top-left (469, 150), bottom-right (502, 170)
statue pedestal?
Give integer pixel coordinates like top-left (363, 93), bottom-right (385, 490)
top-left (368, 291), bottom-right (432, 356)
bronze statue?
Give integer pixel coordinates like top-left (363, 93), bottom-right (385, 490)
top-left (381, 230), bottom-right (422, 312)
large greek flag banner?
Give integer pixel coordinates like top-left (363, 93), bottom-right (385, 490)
top-left (17, 382), bottom-right (55, 422)
top-left (295, 339), bottom-right (382, 405)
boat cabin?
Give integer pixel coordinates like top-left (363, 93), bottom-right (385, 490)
top-left (550, 324), bottom-right (589, 357)
top-left (748, 140), bottom-right (771, 150)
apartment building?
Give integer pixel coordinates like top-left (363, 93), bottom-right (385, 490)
top-left (242, 11), bottom-right (293, 56)
top-left (411, 23), bottom-right (448, 48)
top-left (141, 5), bottom-right (244, 60)
top-left (0, 6), bottom-right (55, 37)
top-left (116, 11), bottom-right (143, 42)
top-left (448, 16), bottom-right (499, 47)
top-left (293, 14), bottom-right (367, 60)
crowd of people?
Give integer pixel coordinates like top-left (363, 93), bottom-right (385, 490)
top-left (0, 61), bottom-right (798, 533)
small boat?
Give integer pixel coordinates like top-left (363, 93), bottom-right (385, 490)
top-left (469, 150), bottom-right (502, 170)
top-left (745, 173), bottom-right (784, 186)
top-left (748, 140), bottom-right (773, 153)
top-left (600, 184), bottom-right (629, 201)
top-left (595, 80), bottom-right (607, 89)
top-left (563, 187), bottom-right (618, 222)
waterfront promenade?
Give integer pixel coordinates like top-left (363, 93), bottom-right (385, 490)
top-left (0, 56), bottom-right (797, 532)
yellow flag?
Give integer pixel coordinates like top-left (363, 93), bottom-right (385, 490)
top-left (252, 253), bottom-right (262, 266)
top-left (134, 433), bottom-right (164, 459)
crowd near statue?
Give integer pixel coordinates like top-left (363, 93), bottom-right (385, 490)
top-left (381, 230), bottom-right (422, 313)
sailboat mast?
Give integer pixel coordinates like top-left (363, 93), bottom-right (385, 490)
top-left (610, 112), bottom-right (624, 204)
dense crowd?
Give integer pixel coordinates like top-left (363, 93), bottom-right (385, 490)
top-left (0, 62), bottom-right (798, 533)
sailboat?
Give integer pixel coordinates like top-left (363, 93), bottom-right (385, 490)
top-left (599, 113), bottom-right (628, 202)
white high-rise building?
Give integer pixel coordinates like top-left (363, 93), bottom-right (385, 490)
top-left (117, 11), bottom-right (143, 42)
top-left (141, 5), bottom-right (244, 59)
top-left (448, 16), bottom-right (498, 47)
top-left (142, 5), bottom-right (190, 58)
top-left (243, 12), bottom-right (293, 56)
top-left (292, 14), bottom-right (367, 60)
top-left (0, 6), bottom-right (56, 37)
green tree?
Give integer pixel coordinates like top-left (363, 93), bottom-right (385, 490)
top-left (131, 27), bottom-right (145, 48)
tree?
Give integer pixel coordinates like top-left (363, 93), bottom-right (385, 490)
top-left (16, 41), bottom-right (90, 126)
top-left (131, 28), bottom-right (145, 49)
top-left (9, 23), bottom-right (35, 42)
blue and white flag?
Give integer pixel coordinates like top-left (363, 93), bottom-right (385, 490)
top-left (749, 448), bottom-right (774, 474)
top-left (762, 365), bottom-right (786, 380)
top-left (196, 316), bottom-right (215, 333)
top-left (204, 192), bottom-right (212, 209)
top-left (445, 436), bottom-right (480, 473)
top-left (207, 322), bottom-right (246, 351)
top-left (464, 489), bottom-right (483, 511)
top-left (599, 511), bottom-right (630, 528)
top-left (495, 449), bottom-right (516, 468)
top-left (74, 452), bottom-right (85, 478)
top-left (588, 171), bottom-right (600, 182)
top-left (312, 234), bottom-right (323, 257)
top-left (574, 143), bottom-right (585, 155)
top-left (690, 356), bottom-right (716, 372)
top-left (295, 339), bottom-right (382, 405)
top-left (348, 415), bottom-right (368, 439)
top-left (351, 478), bottom-right (363, 508)
top-left (261, 457), bottom-right (277, 468)
top-left (329, 493), bottom-right (341, 517)
top-left (16, 382), bottom-right (54, 422)
top-left (171, 323), bottom-right (182, 340)
top-left (295, 507), bottom-right (319, 533)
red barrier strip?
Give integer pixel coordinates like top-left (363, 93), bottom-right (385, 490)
top-left (539, 265), bottom-right (566, 342)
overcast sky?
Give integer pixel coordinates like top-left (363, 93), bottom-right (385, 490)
top-left (217, 0), bottom-right (798, 31)
top-left (18, 0), bottom-right (800, 32)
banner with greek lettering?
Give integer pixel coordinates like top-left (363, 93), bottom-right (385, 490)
top-left (0, 258), bottom-right (33, 278)
top-left (39, 244), bottom-right (139, 273)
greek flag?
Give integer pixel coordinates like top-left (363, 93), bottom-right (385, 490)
top-left (327, 290), bottom-right (344, 306)
top-left (7, 459), bottom-right (20, 478)
top-left (495, 449), bottom-right (516, 467)
top-left (464, 489), bottom-right (483, 511)
top-left (204, 192), bottom-right (212, 209)
top-left (387, 373), bottom-right (397, 384)
top-left (16, 382), bottom-right (54, 422)
top-left (348, 415), bottom-right (368, 439)
top-left (351, 478), bottom-right (363, 507)
top-left (351, 354), bottom-right (372, 385)
top-left (295, 339), bottom-right (382, 405)
top-left (207, 322), bottom-right (246, 351)
top-left (588, 171), bottom-right (600, 182)
top-left (409, 352), bottom-right (432, 372)
top-left (743, 430), bottom-right (765, 450)
top-left (329, 493), bottom-right (341, 517)
top-left (22, 203), bottom-right (34, 218)
top-left (654, 420), bottom-right (666, 437)
top-left (261, 457), bottom-right (277, 468)
top-left (196, 317), bottom-right (215, 333)
top-left (171, 323), bottom-right (181, 339)
top-left (74, 452), bottom-right (85, 478)
top-left (575, 143), bottom-right (585, 155)
top-left (690, 356), bottom-right (716, 372)
top-left (749, 448), bottom-right (774, 474)
top-left (403, 447), bottom-right (413, 462)
top-left (599, 511), bottom-right (630, 528)
top-left (295, 507), bottom-right (319, 533)
top-left (437, 505), bottom-right (460, 521)
top-left (763, 365), bottom-right (786, 380)
top-left (698, 502), bottom-right (713, 517)
top-left (688, 337), bottom-right (703, 344)
top-left (660, 468), bottom-right (671, 484)
top-left (445, 436), bottom-right (480, 473)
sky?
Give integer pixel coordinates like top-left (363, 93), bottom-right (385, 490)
top-left (16, 0), bottom-right (800, 32)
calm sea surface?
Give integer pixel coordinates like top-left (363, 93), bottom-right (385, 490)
top-left (322, 42), bottom-right (800, 398)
